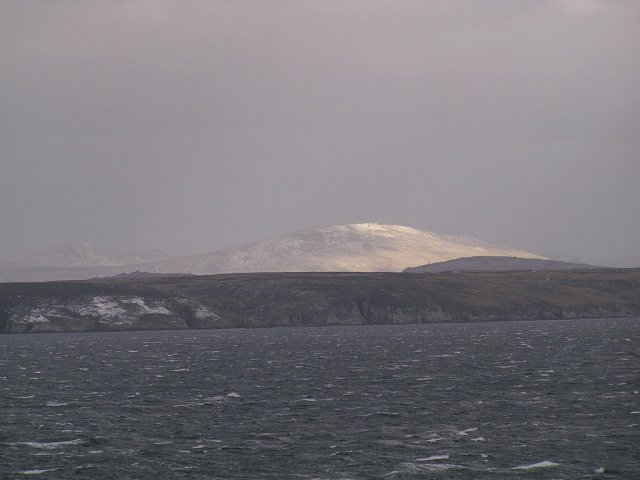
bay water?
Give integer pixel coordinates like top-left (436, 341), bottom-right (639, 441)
top-left (1, 318), bottom-right (639, 478)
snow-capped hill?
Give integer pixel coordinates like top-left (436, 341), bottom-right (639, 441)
top-left (0, 224), bottom-right (543, 281)
top-left (1, 242), bottom-right (173, 270)
top-left (146, 223), bottom-right (544, 274)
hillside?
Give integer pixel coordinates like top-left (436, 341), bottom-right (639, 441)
top-left (143, 223), bottom-right (543, 275)
top-left (0, 224), bottom-right (543, 282)
top-left (1, 269), bottom-right (638, 334)
top-left (404, 256), bottom-right (600, 273)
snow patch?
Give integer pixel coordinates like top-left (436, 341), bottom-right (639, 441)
top-left (194, 305), bottom-right (219, 320)
top-left (73, 295), bottom-right (173, 322)
top-left (11, 295), bottom-right (176, 330)
top-left (14, 311), bottom-right (50, 324)
top-left (121, 297), bottom-right (171, 315)
top-left (88, 296), bottom-right (126, 318)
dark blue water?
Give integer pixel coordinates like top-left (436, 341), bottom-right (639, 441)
top-left (1, 318), bottom-right (639, 479)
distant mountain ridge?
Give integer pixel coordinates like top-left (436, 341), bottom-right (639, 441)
top-left (0, 224), bottom-right (543, 282)
top-left (1, 242), bottom-right (173, 269)
top-left (579, 255), bottom-right (640, 269)
top-left (404, 256), bottom-right (601, 273)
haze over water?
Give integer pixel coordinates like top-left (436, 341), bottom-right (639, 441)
top-left (2, 318), bottom-right (639, 478)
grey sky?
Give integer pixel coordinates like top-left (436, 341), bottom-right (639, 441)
top-left (1, 0), bottom-right (639, 260)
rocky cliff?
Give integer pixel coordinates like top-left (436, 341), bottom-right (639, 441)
top-left (1, 269), bottom-right (639, 334)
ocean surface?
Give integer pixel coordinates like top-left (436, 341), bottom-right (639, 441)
top-left (1, 318), bottom-right (639, 479)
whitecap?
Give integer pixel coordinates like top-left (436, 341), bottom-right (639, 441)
top-left (513, 460), bottom-right (559, 470)
top-left (471, 437), bottom-right (486, 442)
top-left (226, 392), bottom-right (241, 398)
top-left (457, 428), bottom-right (478, 435)
top-left (377, 439), bottom-right (403, 447)
top-left (12, 439), bottom-right (84, 449)
top-left (45, 401), bottom-right (68, 407)
top-left (17, 469), bottom-right (57, 475)
top-left (398, 462), bottom-right (463, 473)
top-left (416, 454), bottom-right (449, 461)
top-left (382, 470), bottom-right (402, 477)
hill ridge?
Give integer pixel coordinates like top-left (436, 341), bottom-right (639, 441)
top-left (404, 256), bottom-right (600, 273)
top-left (0, 223), bottom-right (543, 282)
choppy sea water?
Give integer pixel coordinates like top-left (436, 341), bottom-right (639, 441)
top-left (1, 318), bottom-right (639, 479)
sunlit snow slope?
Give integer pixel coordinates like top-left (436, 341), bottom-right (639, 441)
top-left (0, 224), bottom-right (543, 281)
top-left (147, 223), bottom-right (544, 274)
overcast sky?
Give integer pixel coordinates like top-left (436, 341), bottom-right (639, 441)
top-left (1, 0), bottom-right (639, 260)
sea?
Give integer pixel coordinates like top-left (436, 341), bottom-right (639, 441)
top-left (1, 318), bottom-right (639, 479)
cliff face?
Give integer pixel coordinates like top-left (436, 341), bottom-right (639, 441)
top-left (1, 270), bottom-right (639, 334)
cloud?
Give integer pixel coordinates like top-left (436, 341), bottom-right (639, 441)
top-left (0, 1), bottom-right (638, 259)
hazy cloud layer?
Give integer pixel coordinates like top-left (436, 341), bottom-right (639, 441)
top-left (2, 0), bottom-right (639, 260)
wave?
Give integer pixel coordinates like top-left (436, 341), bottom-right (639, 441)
top-left (10, 439), bottom-right (84, 450)
top-left (513, 460), bottom-right (560, 470)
